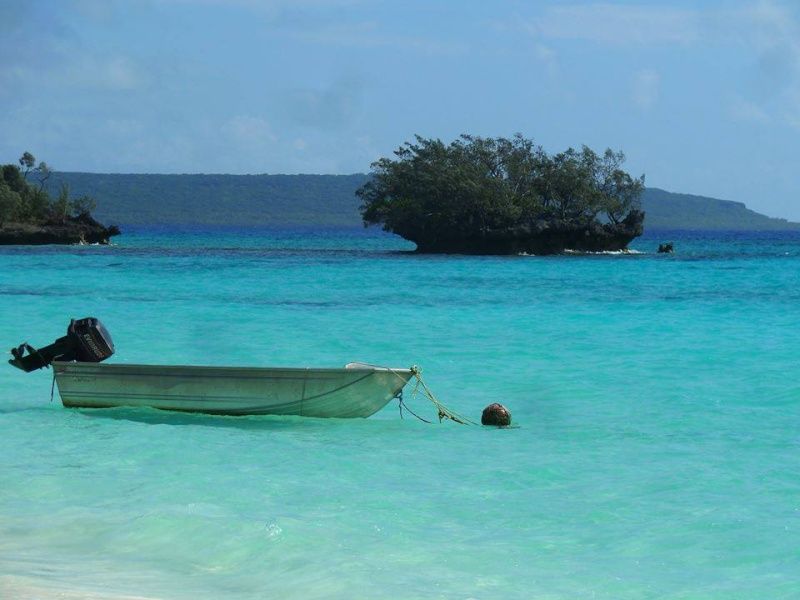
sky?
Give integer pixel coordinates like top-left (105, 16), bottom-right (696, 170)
top-left (1, 0), bottom-right (799, 221)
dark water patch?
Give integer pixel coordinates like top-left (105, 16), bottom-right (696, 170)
top-left (0, 245), bottom-right (121, 259)
top-left (0, 287), bottom-right (86, 298)
top-left (263, 299), bottom-right (353, 308)
top-left (105, 294), bottom-right (173, 303)
top-left (0, 405), bottom-right (61, 415)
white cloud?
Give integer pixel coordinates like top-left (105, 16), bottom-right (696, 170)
top-left (104, 118), bottom-right (145, 136)
top-left (285, 20), bottom-right (468, 56)
top-left (531, 4), bottom-right (699, 46)
top-left (632, 69), bottom-right (660, 111)
top-left (40, 54), bottom-right (153, 93)
top-left (746, 1), bottom-right (800, 74)
top-left (739, 3), bottom-right (800, 76)
top-left (155, 0), bottom-right (370, 6)
top-left (0, 16), bottom-right (151, 95)
top-left (730, 1), bottom-right (800, 128)
top-left (525, 2), bottom-right (800, 130)
top-left (71, 0), bottom-right (117, 24)
top-left (99, 57), bottom-right (152, 91)
top-left (534, 43), bottom-right (559, 77)
top-left (782, 89), bottom-right (800, 131)
top-left (0, 65), bottom-right (33, 91)
top-left (284, 78), bottom-right (365, 129)
top-left (222, 115), bottom-right (278, 144)
top-left (741, 0), bottom-right (798, 40)
top-left (730, 97), bottom-right (771, 124)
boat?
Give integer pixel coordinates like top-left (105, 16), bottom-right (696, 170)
top-left (51, 361), bottom-right (414, 418)
top-left (8, 317), bottom-right (416, 418)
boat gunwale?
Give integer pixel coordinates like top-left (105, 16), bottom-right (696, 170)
top-left (52, 361), bottom-right (415, 377)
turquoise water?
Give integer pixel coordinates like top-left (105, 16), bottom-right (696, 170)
top-left (1, 228), bottom-right (799, 599)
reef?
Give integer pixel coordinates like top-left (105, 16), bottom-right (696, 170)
top-left (407, 210), bottom-right (645, 255)
top-left (0, 214), bottom-right (120, 246)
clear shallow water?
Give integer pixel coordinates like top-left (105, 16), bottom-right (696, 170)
top-left (1, 228), bottom-right (799, 599)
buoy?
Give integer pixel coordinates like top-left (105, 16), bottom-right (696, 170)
top-left (481, 403), bottom-right (511, 427)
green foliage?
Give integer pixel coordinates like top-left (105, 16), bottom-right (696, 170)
top-left (18, 152), bottom-right (35, 176)
top-left (0, 152), bottom-right (101, 226)
top-left (0, 180), bottom-right (22, 226)
top-left (52, 182), bottom-right (71, 225)
top-left (357, 134), bottom-right (645, 239)
top-left (71, 194), bottom-right (96, 216)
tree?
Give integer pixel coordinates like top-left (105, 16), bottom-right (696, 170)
top-left (71, 195), bottom-right (96, 217)
top-left (2, 163), bottom-right (27, 194)
top-left (534, 147), bottom-right (595, 220)
top-left (1, 151), bottom-right (101, 227)
top-left (5, 152), bottom-right (52, 222)
top-left (357, 134), bottom-right (645, 254)
top-left (34, 160), bottom-right (52, 193)
top-left (18, 152), bottom-right (35, 180)
top-left (581, 147), bottom-right (645, 225)
top-left (53, 182), bottom-right (71, 225)
top-left (0, 180), bottom-right (21, 227)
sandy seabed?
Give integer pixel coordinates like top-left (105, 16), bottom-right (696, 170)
top-left (0, 575), bottom-right (159, 600)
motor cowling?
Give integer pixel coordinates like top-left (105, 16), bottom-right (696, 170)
top-left (8, 317), bottom-right (115, 372)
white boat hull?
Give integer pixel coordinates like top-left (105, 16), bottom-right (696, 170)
top-left (52, 361), bottom-right (414, 418)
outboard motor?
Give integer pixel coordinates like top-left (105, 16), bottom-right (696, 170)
top-left (8, 317), bottom-right (115, 372)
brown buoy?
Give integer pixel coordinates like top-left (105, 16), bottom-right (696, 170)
top-left (481, 403), bottom-right (512, 427)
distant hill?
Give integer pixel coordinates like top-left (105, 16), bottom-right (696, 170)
top-left (51, 173), bottom-right (366, 227)
top-left (641, 187), bottom-right (799, 231)
top-left (50, 172), bottom-right (800, 231)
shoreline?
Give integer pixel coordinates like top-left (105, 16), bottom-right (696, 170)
top-left (0, 219), bottom-right (120, 246)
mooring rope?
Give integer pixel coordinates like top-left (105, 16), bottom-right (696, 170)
top-left (408, 366), bottom-right (477, 425)
top-left (353, 362), bottom-right (476, 425)
top-left (395, 388), bottom-right (432, 423)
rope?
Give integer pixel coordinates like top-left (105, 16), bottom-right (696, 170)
top-left (408, 366), bottom-right (477, 425)
top-left (395, 389), bottom-right (432, 424)
top-left (353, 362), bottom-right (476, 425)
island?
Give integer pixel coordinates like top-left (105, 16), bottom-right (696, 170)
top-left (356, 134), bottom-right (645, 254)
top-left (0, 152), bottom-right (120, 245)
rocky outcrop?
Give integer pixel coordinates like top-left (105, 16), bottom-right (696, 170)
top-left (657, 242), bottom-right (674, 253)
top-left (402, 210), bottom-right (645, 255)
top-left (0, 214), bottom-right (121, 245)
